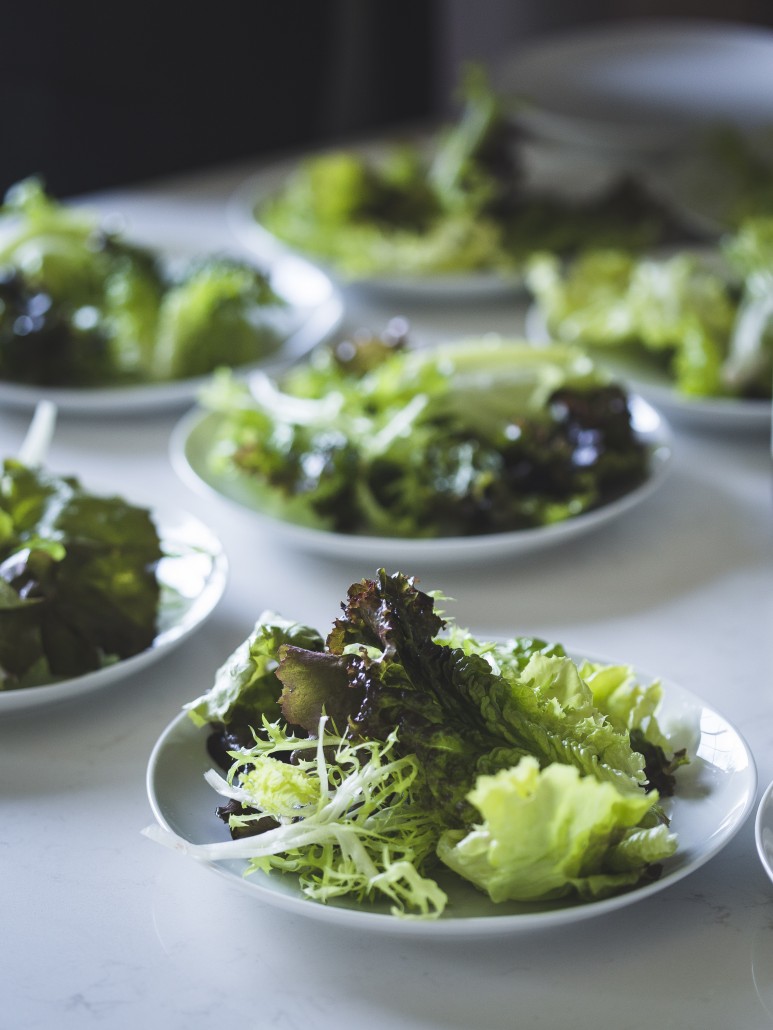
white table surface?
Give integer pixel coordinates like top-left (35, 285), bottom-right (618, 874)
top-left (2, 161), bottom-right (773, 1030)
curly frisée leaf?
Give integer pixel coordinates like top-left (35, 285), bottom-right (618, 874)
top-left (147, 719), bottom-right (448, 917)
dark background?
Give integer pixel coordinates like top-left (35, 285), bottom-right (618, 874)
top-left (0, 2), bottom-right (436, 197)
top-left (2, 0), bottom-right (773, 199)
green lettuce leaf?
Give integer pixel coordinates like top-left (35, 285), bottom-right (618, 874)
top-left (184, 612), bottom-right (324, 733)
top-left (152, 257), bottom-right (283, 380)
top-left (0, 459), bottom-right (162, 689)
top-left (437, 755), bottom-right (676, 903)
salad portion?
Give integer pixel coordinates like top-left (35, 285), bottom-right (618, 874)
top-left (0, 458), bottom-right (162, 690)
top-left (146, 571), bottom-right (689, 919)
top-left (197, 329), bottom-right (652, 540)
top-left (0, 178), bottom-right (286, 388)
top-left (526, 216), bottom-right (773, 401)
top-left (254, 67), bottom-right (697, 283)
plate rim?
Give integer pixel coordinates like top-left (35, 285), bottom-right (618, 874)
top-left (0, 504), bottom-right (228, 713)
top-left (755, 778), bottom-right (773, 883)
top-left (145, 654), bottom-right (758, 937)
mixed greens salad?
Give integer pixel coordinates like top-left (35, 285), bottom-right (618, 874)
top-left (527, 217), bottom-right (773, 400)
top-left (146, 571), bottom-right (689, 918)
top-left (201, 328), bottom-right (651, 539)
top-left (0, 178), bottom-right (285, 388)
top-left (0, 459), bottom-right (162, 690)
top-left (257, 67), bottom-right (696, 281)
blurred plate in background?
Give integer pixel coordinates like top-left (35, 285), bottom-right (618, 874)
top-left (496, 20), bottom-right (773, 153)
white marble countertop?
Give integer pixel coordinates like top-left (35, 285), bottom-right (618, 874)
top-left (2, 162), bottom-right (773, 1030)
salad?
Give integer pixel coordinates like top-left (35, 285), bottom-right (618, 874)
top-left (526, 217), bottom-right (773, 400)
top-left (200, 329), bottom-right (651, 539)
top-left (257, 67), bottom-right (697, 281)
top-left (0, 459), bottom-right (162, 690)
top-left (145, 571), bottom-right (688, 918)
top-left (0, 178), bottom-right (285, 387)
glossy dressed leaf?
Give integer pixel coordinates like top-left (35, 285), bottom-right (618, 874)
top-left (0, 460), bottom-right (162, 689)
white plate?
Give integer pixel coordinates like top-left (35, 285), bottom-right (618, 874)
top-left (525, 304), bottom-right (771, 432)
top-left (496, 19), bottom-right (773, 153)
top-left (0, 506), bottom-right (227, 712)
top-left (169, 398), bottom-right (672, 567)
top-left (0, 252), bottom-right (343, 416)
top-left (228, 160), bottom-right (525, 302)
top-left (755, 780), bottom-right (773, 884)
top-left (145, 664), bottom-right (756, 937)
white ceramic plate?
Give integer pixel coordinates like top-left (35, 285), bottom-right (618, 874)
top-left (755, 780), bottom-right (773, 884)
top-left (0, 506), bottom-right (227, 712)
top-left (169, 397), bottom-right (672, 567)
top-left (145, 664), bottom-right (756, 937)
top-left (0, 251), bottom-right (343, 416)
top-left (496, 19), bottom-right (773, 153)
top-left (524, 305), bottom-right (771, 432)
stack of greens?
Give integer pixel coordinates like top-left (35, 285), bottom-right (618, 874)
top-left (526, 216), bottom-right (773, 399)
top-left (202, 332), bottom-right (650, 539)
top-left (0, 460), bottom-right (162, 690)
top-left (149, 571), bottom-right (687, 918)
top-left (0, 178), bottom-right (284, 388)
top-left (258, 67), bottom-right (695, 280)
